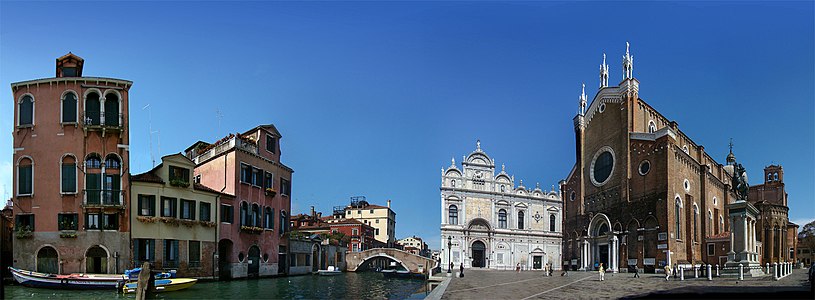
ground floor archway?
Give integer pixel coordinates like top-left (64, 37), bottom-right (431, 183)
top-left (471, 241), bottom-right (486, 268)
top-left (248, 245), bottom-right (260, 277)
top-left (218, 239), bottom-right (233, 279)
top-left (85, 246), bottom-right (109, 274)
top-left (36, 246), bottom-right (59, 274)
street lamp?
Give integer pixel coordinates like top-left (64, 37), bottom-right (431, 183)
top-left (447, 236), bottom-right (452, 273)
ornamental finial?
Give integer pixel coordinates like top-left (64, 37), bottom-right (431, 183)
top-left (476, 139), bottom-right (481, 151)
top-left (579, 83), bottom-right (587, 115)
top-left (502, 163), bottom-right (505, 172)
top-left (600, 53), bottom-right (609, 88)
top-left (622, 42), bottom-right (634, 80)
top-left (451, 157), bottom-right (455, 166)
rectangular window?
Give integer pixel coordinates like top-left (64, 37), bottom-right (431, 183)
top-left (252, 168), bottom-right (262, 186)
top-left (18, 165), bottom-right (32, 195)
top-left (169, 166), bottom-right (190, 185)
top-left (138, 194), bottom-right (156, 216)
top-left (352, 244), bottom-right (358, 252)
top-left (265, 208), bottom-right (274, 229)
top-left (103, 174), bottom-right (120, 205)
top-left (62, 97), bottom-right (77, 123)
top-left (15, 214), bottom-right (34, 231)
top-left (280, 178), bottom-right (291, 196)
top-left (188, 241), bottom-right (201, 268)
top-left (266, 134), bottom-right (276, 153)
top-left (58, 213), bottom-right (78, 230)
top-left (86, 213), bottom-right (100, 230)
top-left (61, 163), bottom-right (76, 193)
top-left (240, 163), bottom-right (251, 183)
top-left (180, 199), bottom-right (196, 220)
top-left (221, 205), bottom-right (233, 223)
top-left (164, 240), bottom-right (179, 268)
top-left (707, 244), bottom-right (715, 256)
top-left (352, 228), bottom-right (358, 236)
top-left (264, 172), bottom-right (274, 190)
top-left (103, 213), bottom-right (118, 230)
top-left (62, 67), bottom-right (77, 77)
top-left (161, 197), bottom-right (177, 217)
top-left (200, 202), bottom-right (211, 222)
top-left (134, 239), bottom-right (155, 264)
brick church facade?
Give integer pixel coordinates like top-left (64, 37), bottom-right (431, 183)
top-left (560, 43), bottom-right (797, 273)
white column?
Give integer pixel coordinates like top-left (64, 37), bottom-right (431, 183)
top-left (612, 235), bottom-right (619, 273)
top-left (666, 250), bottom-right (672, 268)
top-left (742, 216), bottom-right (748, 254)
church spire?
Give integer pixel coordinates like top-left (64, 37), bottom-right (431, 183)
top-left (599, 53), bottom-right (609, 88)
top-left (726, 138), bottom-right (736, 165)
top-left (622, 42), bottom-right (634, 80)
top-left (579, 83), bottom-right (587, 115)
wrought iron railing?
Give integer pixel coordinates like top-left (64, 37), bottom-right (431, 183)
top-left (84, 189), bottom-right (123, 207)
top-left (82, 112), bottom-right (124, 129)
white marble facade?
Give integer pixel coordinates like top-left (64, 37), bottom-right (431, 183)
top-left (440, 141), bottom-right (563, 270)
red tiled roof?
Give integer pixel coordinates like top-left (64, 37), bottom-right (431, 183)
top-left (130, 165), bottom-right (164, 184)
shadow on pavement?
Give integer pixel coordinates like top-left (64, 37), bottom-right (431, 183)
top-left (622, 285), bottom-right (814, 299)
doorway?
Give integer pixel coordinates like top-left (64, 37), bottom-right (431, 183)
top-left (472, 241), bottom-right (486, 268)
top-left (598, 244), bottom-right (609, 270)
top-left (86, 246), bottom-right (108, 274)
top-left (248, 246), bottom-right (260, 277)
top-left (533, 256), bottom-right (542, 269)
top-left (36, 247), bottom-right (59, 274)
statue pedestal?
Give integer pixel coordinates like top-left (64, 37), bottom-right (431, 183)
top-left (722, 200), bottom-right (765, 277)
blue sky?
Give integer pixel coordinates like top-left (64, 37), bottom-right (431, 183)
top-left (1, 1), bottom-right (812, 249)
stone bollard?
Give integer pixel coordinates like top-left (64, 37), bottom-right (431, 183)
top-left (766, 263), bottom-right (770, 274)
top-left (738, 264), bottom-right (744, 281)
top-left (694, 265), bottom-right (699, 278)
top-left (680, 266), bottom-right (685, 281)
top-left (715, 264), bottom-right (720, 277)
top-left (773, 263), bottom-right (778, 280)
top-left (707, 264), bottom-right (712, 281)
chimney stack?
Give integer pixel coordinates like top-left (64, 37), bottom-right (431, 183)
top-left (387, 199), bottom-right (391, 208)
top-left (310, 206), bottom-right (315, 217)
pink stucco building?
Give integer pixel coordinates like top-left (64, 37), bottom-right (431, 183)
top-left (11, 53), bottom-right (132, 274)
top-left (185, 125), bottom-right (293, 278)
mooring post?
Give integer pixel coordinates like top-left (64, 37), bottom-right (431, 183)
top-left (135, 262), bottom-right (155, 300)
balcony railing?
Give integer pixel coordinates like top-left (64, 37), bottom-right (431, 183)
top-left (82, 111), bottom-right (124, 130)
top-left (83, 189), bottom-right (124, 207)
top-left (192, 136), bottom-right (259, 164)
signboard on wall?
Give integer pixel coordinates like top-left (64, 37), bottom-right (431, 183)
top-left (657, 244), bottom-right (668, 249)
top-left (644, 258), bottom-right (656, 265)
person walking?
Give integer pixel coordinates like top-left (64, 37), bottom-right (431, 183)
top-left (664, 264), bottom-right (672, 281)
top-left (633, 265), bottom-right (640, 278)
top-left (598, 263), bottom-right (605, 281)
top-left (459, 263), bottom-right (464, 278)
top-left (516, 263), bottom-right (521, 273)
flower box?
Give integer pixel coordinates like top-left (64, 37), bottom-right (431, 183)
top-left (15, 227), bottom-right (33, 239)
top-left (137, 216), bottom-right (158, 223)
top-left (60, 232), bottom-right (78, 238)
top-left (265, 188), bottom-right (277, 196)
top-left (240, 226), bottom-right (264, 234)
top-left (200, 221), bottom-right (217, 228)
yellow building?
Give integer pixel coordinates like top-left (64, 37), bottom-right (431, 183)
top-left (330, 197), bottom-right (396, 247)
top-left (130, 154), bottom-right (228, 278)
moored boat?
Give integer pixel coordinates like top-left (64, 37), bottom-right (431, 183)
top-left (317, 266), bottom-right (342, 276)
top-left (9, 267), bottom-right (125, 290)
top-left (122, 278), bottom-right (198, 293)
top-left (381, 269), bottom-right (413, 278)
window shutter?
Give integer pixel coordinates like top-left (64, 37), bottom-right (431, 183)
top-left (138, 196), bottom-right (144, 216)
top-left (149, 197), bottom-right (156, 216)
top-left (190, 201), bottom-right (196, 220)
top-left (62, 164), bottom-right (76, 193)
top-left (133, 240), bottom-right (140, 262)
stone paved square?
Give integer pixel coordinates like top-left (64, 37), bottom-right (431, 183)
top-left (441, 269), bottom-right (812, 299)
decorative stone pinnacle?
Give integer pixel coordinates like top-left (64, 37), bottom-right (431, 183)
top-left (476, 139), bottom-right (481, 151)
top-left (451, 157), bottom-right (455, 166)
top-left (502, 164), bottom-right (505, 172)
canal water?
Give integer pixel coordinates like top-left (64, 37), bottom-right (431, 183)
top-left (4, 271), bottom-right (431, 299)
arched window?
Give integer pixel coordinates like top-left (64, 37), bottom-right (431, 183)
top-left (18, 95), bottom-right (34, 126)
top-left (61, 155), bottom-right (77, 193)
top-left (773, 173), bottom-right (778, 181)
top-left (105, 154), bottom-right (120, 169)
top-left (450, 179), bottom-right (455, 188)
top-left (498, 209), bottom-right (507, 229)
top-left (448, 205), bottom-right (458, 225)
top-left (693, 204), bottom-right (699, 242)
top-left (708, 210), bottom-right (713, 236)
top-left (252, 204), bottom-right (260, 228)
top-left (279, 210), bottom-right (287, 234)
top-left (104, 92), bottom-right (119, 126)
top-left (62, 92), bottom-right (77, 123)
top-left (648, 121), bottom-right (656, 133)
top-left (675, 197), bottom-right (682, 238)
top-left (550, 214), bottom-right (557, 232)
top-left (17, 157), bottom-right (33, 196)
top-left (719, 215), bottom-right (724, 235)
top-left (240, 202), bottom-right (248, 226)
top-left (500, 185), bottom-right (505, 192)
top-left (517, 211), bottom-right (524, 229)
top-left (85, 153), bottom-right (102, 169)
top-left (768, 173), bottom-right (773, 182)
top-left (85, 92), bottom-right (101, 125)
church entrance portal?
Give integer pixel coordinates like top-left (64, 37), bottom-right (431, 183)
top-left (472, 241), bottom-right (486, 268)
top-left (598, 244), bottom-right (609, 269)
top-left (533, 256), bottom-right (542, 269)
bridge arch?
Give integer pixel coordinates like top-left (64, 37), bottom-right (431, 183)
top-left (346, 248), bottom-right (437, 274)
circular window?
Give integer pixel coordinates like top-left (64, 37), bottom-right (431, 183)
top-left (599, 103), bottom-right (606, 113)
top-left (569, 191), bottom-right (576, 201)
top-left (683, 179), bottom-right (691, 191)
top-left (238, 252), bottom-right (245, 262)
top-left (263, 253), bottom-right (269, 262)
top-left (590, 146), bottom-right (615, 186)
top-left (638, 160), bottom-right (651, 176)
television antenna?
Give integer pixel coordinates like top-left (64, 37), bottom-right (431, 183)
top-left (143, 104), bottom-right (156, 167)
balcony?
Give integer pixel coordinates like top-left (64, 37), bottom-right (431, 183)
top-left (83, 189), bottom-right (124, 208)
top-left (82, 111), bottom-right (124, 136)
top-left (192, 136), bottom-right (259, 164)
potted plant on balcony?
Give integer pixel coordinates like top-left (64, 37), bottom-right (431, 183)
top-left (59, 232), bottom-right (78, 238)
top-left (169, 178), bottom-right (190, 188)
top-left (265, 187), bottom-right (277, 196)
top-left (15, 225), bottom-right (33, 239)
top-left (137, 216), bottom-right (158, 223)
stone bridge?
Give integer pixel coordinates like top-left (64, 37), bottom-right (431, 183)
top-left (346, 248), bottom-right (437, 274)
